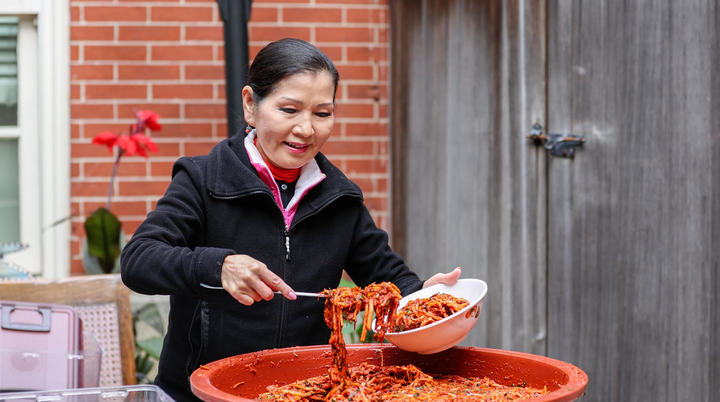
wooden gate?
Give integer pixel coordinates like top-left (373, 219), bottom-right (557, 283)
top-left (390, 1), bottom-right (719, 400)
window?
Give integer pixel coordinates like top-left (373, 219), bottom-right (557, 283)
top-left (1, 1), bottom-right (69, 278)
top-left (0, 18), bottom-right (20, 242)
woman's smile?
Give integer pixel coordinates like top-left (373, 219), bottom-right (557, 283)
top-left (284, 141), bottom-right (310, 153)
top-left (243, 71), bottom-right (336, 170)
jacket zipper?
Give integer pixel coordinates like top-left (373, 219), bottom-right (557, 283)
top-left (210, 190), bottom-right (289, 347)
top-left (210, 189), bottom-right (361, 348)
top-left (284, 228), bottom-right (291, 261)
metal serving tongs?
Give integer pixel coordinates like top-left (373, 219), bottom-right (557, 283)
top-left (200, 283), bottom-right (325, 298)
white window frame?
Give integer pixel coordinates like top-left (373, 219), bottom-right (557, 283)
top-left (1, 0), bottom-right (69, 278)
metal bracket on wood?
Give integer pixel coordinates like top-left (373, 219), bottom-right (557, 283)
top-left (527, 123), bottom-right (584, 158)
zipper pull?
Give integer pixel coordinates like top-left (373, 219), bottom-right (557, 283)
top-left (284, 229), bottom-right (291, 261)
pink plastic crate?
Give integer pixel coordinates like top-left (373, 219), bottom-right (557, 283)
top-left (0, 301), bottom-right (82, 392)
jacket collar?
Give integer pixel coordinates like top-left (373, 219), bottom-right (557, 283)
top-left (205, 134), bottom-right (363, 206)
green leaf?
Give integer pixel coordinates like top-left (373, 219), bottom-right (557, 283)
top-left (338, 278), bottom-right (356, 288)
top-left (84, 207), bottom-right (122, 274)
top-left (133, 303), bottom-right (165, 335)
top-left (136, 337), bottom-right (164, 360)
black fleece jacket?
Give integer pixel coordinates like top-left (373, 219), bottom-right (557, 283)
top-left (120, 134), bottom-right (423, 401)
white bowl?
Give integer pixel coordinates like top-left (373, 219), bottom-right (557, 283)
top-left (379, 278), bottom-right (487, 354)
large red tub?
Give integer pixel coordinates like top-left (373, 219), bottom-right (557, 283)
top-left (190, 344), bottom-right (587, 401)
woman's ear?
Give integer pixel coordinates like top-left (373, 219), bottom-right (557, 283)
top-left (241, 85), bottom-right (255, 127)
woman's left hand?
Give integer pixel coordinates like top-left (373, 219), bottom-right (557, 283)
top-left (423, 266), bottom-right (462, 288)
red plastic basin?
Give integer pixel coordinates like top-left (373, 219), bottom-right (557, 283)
top-left (190, 344), bottom-right (588, 401)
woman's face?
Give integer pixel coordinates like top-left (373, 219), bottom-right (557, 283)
top-left (242, 71), bottom-right (335, 170)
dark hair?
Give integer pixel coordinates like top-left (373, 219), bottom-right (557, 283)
top-left (246, 38), bottom-right (340, 103)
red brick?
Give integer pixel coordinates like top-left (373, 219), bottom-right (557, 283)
top-left (375, 214), bottom-right (388, 231)
top-left (151, 45), bottom-right (213, 61)
top-left (363, 196), bottom-right (387, 212)
top-left (70, 259), bottom-right (84, 276)
top-left (316, 27), bottom-right (373, 43)
top-left (185, 26), bottom-right (223, 41)
top-left (72, 180), bottom-right (112, 197)
top-left (85, 200), bottom-right (149, 217)
top-left (71, 45), bottom-right (79, 61)
top-left (317, 46), bottom-right (342, 61)
top-left (84, 6), bottom-right (146, 22)
top-left (71, 163), bottom-right (81, 177)
top-left (320, 139), bottom-right (375, 155)
top-left (337, 64), bottom-right (373, 80)
top-left (344, 122), bottom-right (387, 136)
top-left (119, 26), bottom-right (181, 41)
top-left (316, 0), bottom-right (382, 3)
top-left (249, 45), bottom-right (264, 59)
top-left (118, 65), bottom-right (180, 80)
top-left (334, 85), bottom-right (343, 99)
top-left (71, 65), bottom-right (114, 80)
top-left (185, 141), bottom-right (217, 156)
top-left (252, 0), bottom-right (308, 3)
top-left (216, 44), bottom-right (225, 61)
top-left (249, 7), bottom-right (278, 22)
top-left (121, 219), bottom-right (145, 235)
top-left (71, 84), bottom-right (81, 99)
top-left (71, 124), bottom-right (81, 139)
top-left (84, 161), bottom-right (147, 177)
top-left (149, 141), bottom-right (180, 156)
top-left (71, 25), bottom-right (114, 41)
top-left (185, 64), bottom-right (225, 80)
top-left (249, 27), bottom-right (311, 42)
top-left (71, 104), bottom-right (114, 119)
top-left (346, 8), bottom-right (387, 24)
top-left (346, 46), bottom-right (388, 62)
top-left (334, 103), bottom-right (374, 119)
top-left (86, 84), bottom-right (147, 99)
top-left (151, 6), bottom-right (214, 22)
top-left (351, 177), bottom-right (373, 191)
top-left (117, 103), bottom-right (181, 119)
top-left (82, 123), bottom-right (132, 138)
top-left (283, 7), bottom-right (341, 23)
top-left (70, 221), bottom-right (84, 237)
top-left (346, 83), bottom-right (386, 100)
top-left (378, 27), bottom-right (388, 43)
top-left (85, 45), bottom-right (146, 61)
top-left (344, 158), bottom-right (388, 174)
top-left (378, 103), bottom-right (387, 118)
top-left (185, 103), bottom-right (226, 118)
top-left (118, 180), bottom-right (169, 196)
top-left (72, 143), bottom-right (114, 158)
top-left (71, 6), bottom-right (80, 21)
top-left (378, 64), bottom-right (389, 79)
top-left (152, 123), bottom-right (213, 138)
top-left (150, 161), bottom-right (175, 177)
top-left (153, 84), bottom-right (213, 99)
top-left (376, 177), bottom-right (388, 192)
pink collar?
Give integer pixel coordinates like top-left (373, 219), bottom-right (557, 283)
top-left (244, 131), bottom-right (326, 228)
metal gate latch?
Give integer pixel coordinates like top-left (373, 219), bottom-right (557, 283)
top-left (527, 123), bottom-right (584, 158)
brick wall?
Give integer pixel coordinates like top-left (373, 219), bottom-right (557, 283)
top-left (69, 0), bottom-right (390, 274)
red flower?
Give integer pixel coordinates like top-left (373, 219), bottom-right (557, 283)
top-left (134, 110), bottom-right (162, 132)
top-left (91, 109), bottom-right (161, 158)
top-left (109, 133), bottom-right (158, 158)
top-left (91, 131), bottom-right (119, 152)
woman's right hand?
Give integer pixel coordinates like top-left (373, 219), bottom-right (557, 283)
top-left (220, 254), bottom-right (297, 306)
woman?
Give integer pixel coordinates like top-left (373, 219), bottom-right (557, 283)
top-left (121, 38), bottom-right (460, 401)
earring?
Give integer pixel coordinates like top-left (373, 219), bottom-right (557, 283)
top-left (245, 124), bottom-right (253, 134)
